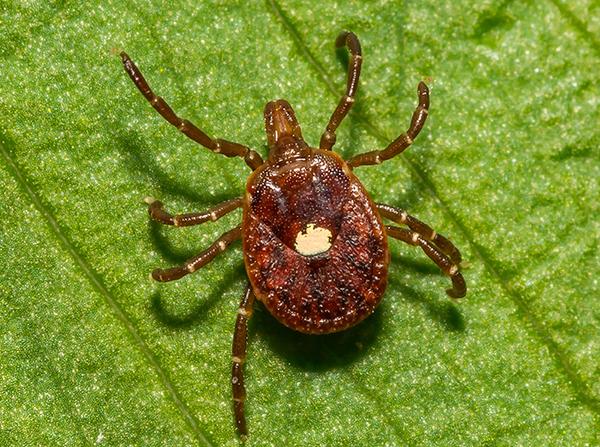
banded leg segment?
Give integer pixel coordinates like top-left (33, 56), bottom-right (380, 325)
top-left (232, 284), bottom-right (256, 437)
top-left (319, 31), bottom-right (362, 151)
top-left (377, 203), bottom-right (462, 264)
top-left (121, 52), bottom-right (264, 170)
top-left (151, 225), bottom-right (241, 282)
top-left (145, 196), bottom-right (242, 227)
top-left (348, 82), bottom-right (429, 168)
top-left (386, 226), bottom-right (466, 298)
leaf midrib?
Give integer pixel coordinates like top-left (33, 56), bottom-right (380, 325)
top-left (0, 132), bottom-right (214, 447)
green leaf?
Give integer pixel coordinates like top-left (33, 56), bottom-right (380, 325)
top-left (1, 0), bottom-right (598, 445)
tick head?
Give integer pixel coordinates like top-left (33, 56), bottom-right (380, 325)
top-left (264, 99), bottom-right (309, 163)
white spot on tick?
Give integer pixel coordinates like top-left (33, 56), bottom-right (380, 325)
top-left (294, 224), bottom-right (332, 256)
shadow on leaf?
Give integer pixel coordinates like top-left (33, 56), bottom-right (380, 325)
top-left (388, 274), bottom-right (465, 333)
top-left (115, 131), bottom-right (238, 204)
top-left (150, 263), bottom-right (246, 330)
top-left (390, 251), bottom-right (440, 276)
top-left (252, 303), bottom-right (383, 372)
top-left (148, 219), bottom-right (204, 264)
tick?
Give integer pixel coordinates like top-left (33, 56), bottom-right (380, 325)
top-left (121, 31), bottom-right (466, 437)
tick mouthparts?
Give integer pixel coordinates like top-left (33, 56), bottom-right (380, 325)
top-left (264, 99), bottom-right (304, 146)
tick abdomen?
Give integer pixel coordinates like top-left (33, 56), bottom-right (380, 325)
top-left (243, 150), bottom-right (389, 333)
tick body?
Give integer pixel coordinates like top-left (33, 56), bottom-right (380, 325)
top-left (244, 143), bottom-right (388, 334)
top-left (121, 31), bottom-right (466, 437)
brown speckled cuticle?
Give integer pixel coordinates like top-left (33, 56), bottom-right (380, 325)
top-left (243, 150), bottom-right (389, 334)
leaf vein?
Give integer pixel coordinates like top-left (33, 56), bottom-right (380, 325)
top-left (0, 132), bottom-right (215, 447)
top-left (547, 0), bottom-right (600, 54)
top-left (481, 404), bottom-right (585, 446)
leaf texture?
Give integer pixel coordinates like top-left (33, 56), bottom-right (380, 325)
top-left (0, 1), bottom-right (598, 445)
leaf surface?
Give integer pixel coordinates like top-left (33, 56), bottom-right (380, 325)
top-left (1, 1), bottom-right (598, 445)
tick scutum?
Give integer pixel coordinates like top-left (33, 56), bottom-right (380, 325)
top-left (243, 149), bottom-right (389, 334)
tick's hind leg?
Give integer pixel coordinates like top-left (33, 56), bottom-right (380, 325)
top-left (377, 204), bottom-right (462, 264)
top-left (145, 197), bottom-right (242, 227)
top-left (320, 31), bottom-right (362, 151)
top-left (152, 225), bottom-right (241, 282)
top-left (121, 52), bottom-right (263, 170)
top-left (347, 82), bottom-right (429, 168)
top-left (232, 284), bottom-right (256, 438)
top-left (386, 226), bottom-right (466, 298)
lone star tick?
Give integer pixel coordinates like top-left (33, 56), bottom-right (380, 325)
top-left (121, 31), bottom-right (466, 437)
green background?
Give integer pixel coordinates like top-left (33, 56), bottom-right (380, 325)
top-left (1, 1), bottom-right (598, 445)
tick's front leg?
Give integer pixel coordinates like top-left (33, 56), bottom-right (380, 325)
top-left (347, 82), bottom-right (429, 168)
top-left (121, 52), bottom-right (263, 170)
top-left (320, 31), bottom-right (362, 151)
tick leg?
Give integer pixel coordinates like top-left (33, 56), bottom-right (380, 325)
top-left (319, 31), bottom-right (362, 151)
top-left (386, 225), bottom-right (466, 298)
top-left (121, 52), bottom-right (264, 170)
top-left (231, 284), bottom-right (256, 438)
top-left (145, 197), bottom-right (242, 227)
top-left (347, 82), bottom-right (429, 168)
top-left (151, 225), bottom-right (241, 282)
top-left (377, 203), bottom-right (462, 264)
